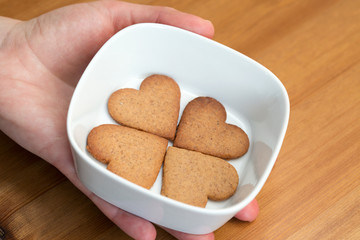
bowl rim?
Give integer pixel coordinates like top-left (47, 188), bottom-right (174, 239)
top-left (66, 23), bottom-right (290, 216)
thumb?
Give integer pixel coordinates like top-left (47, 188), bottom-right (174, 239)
top-left (97, 0), bottom-right (215, 38)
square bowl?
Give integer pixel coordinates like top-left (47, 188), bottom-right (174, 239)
top-left (67, 23), bottom-right (289, 234)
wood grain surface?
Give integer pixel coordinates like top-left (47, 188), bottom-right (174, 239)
top-left (1, 0), bottom-right (359, 239)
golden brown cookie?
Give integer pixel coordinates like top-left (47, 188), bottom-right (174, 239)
top-left (86, 124), bottom-right (168, 189)
top-left (108, 74), bottom-right (181, 140)
top-left (173, 97), bottom-right (249, 159)
top-left (161, 147), bottom-right (239, 208)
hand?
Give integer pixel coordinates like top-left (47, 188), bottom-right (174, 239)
top-left (0, 1), bottom-right (259, 239)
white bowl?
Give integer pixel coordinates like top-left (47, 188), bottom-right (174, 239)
top-left (67, 23), bottom-right (289, 234)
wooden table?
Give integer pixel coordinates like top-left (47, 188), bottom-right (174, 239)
top-left (1, 0), bottom-right (359, 239)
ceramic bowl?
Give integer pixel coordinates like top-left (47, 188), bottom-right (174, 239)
top-left (67, 23), bottom-right (289, 234)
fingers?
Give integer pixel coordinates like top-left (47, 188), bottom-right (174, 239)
top-left (64, 164), bottom-right (257, 239)
top-left (89, 192), bottom-right (157, 240)
top-left (234, 199), bottom-right (259, 222)
top-left (62, 167), bottom-right (157, 240)
top-left (97, 0), bottom-right (214, 38)
top-left (162, 227), bottom-right (214, 240)
top-left (161, 199), bottom-right (259, 239)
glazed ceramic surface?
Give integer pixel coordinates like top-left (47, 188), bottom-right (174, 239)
top-left (67, 23), bottom-right (290, 234)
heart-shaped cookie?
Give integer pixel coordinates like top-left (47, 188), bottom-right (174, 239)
top-left (161, 147), bottom-right (239, 207)
top-left (108, 74), bottom-right (181, 140)
top-left (86, 124), bottom-right (168, 189)
top-left (173, 97), bottom-right (249, 159)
